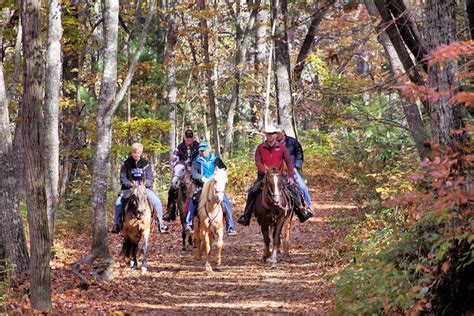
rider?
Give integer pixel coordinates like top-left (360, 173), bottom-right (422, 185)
top-left (275, 124), bottom-right (312, 209)
top-left (184, 141), bottom-right (237, 236)
top-left (237, 125), bottom-right (313, 226)
top-left (163, 129), bottom-right (200, 221)
top-left (111, 143), bottom-right (168, 234)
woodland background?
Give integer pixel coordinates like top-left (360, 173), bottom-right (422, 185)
top-left (0, 0), bottom-right (473, 314)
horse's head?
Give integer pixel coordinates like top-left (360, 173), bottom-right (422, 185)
top-left (171, 163), bottom-right (186, 189)
top-left (130, 179), bottom-right (149, 217)
top-left (212, 167), bottom-right (228, 202)
top-left (264, 166), bottom-right (283, 206)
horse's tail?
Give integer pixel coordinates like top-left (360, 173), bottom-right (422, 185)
top-left (121, 236), bottom-right (133, 258)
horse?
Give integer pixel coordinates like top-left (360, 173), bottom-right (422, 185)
top-left (171, 162), bottom-right (195, 252)
top-left (254, 166), bottom-right (294, 268)
top-left (193, 167), bottom-right (228, 272)
top-left (120, 179), bottom-right (152, 274)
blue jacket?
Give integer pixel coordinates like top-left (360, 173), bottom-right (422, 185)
top-left (191, 152), bottom-right (226, 183)
top-left (280, 135), bottom-right (304, 170)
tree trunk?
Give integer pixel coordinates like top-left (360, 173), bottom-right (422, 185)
top-left (387, 0), bottom-right (428, 70)
top-left (74, 0), bottom-right (156, 285)
top-left (293, 1), bottom-right (333, 83)
top-left (272, 0), bottom-right (296, 137)
top-left (44, 0), bottom-right (63, 241)
top-left (467, 0), bottom-right (474, 39)
top-left (373, 0), bottom-right (427, 112)
top-left (255, 0), bottom-right (268, 129)
top-left (365, 0), bottom-right (430, 158)
top-left (199, 0), bottom-right (220, 155)
top-left (20, 0), bottom-right (52, 310)
top-left (425, 0), bottom-right (463, 147)
top-left (223, 8), bottom-right (258, 154)
top-left (0, 25), bottom-right (29, 275)
top-left (166, 0), bottom-right (178, 159)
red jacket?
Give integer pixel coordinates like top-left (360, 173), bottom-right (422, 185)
top-left (255, 141), bottom-right (295, 178)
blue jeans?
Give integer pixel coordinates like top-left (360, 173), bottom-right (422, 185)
top-left (113, 188), bottom-right (163, 224)
top-left (185, 194), bottom-right (235, 229)
top-left (295, 169), bottom-right (312, 208)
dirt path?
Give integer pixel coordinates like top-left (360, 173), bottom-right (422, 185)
top-left (35, 182), bottom-right (358, 315)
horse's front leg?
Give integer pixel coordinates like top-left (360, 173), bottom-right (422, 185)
top-left (216, 225), bottom-right (224, 266)
top-left (261, 224), bottom-right (271, 262)
top-left (141, 229), bottom-right (150, 274)
top-left (271, 221), bottom-right (285, 268)
top-left (282, 215), bottom-right (292, 260)
top-left (181, 228), bottom-right (187, 253)
top-left (132, 241), bottom-right (139, 270)
top-left (194, 217), bottom-right (202, 260)
top-left (203, 228), bottom-right (213, 272)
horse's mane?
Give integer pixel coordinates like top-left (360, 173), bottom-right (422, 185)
top-left (198, 168), bottom-right (228, 210)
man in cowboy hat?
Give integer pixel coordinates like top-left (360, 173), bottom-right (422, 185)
top-left (275, 124), bottom-right (312, 210)
top-left (237, 125), bottom-right (313, 226)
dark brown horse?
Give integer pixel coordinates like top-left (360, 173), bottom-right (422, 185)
top-left (121, 180), bottom-right (152, 274)
top-left (254, 167), bottom-right (293, 267)
top-left (172, 162), bottom-right (195, 252)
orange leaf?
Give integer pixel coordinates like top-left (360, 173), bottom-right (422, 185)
top-left (441, 261), bottom-right (450, 273)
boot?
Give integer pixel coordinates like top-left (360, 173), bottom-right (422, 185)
top-left (237, 199), bottom-right (254, 226)
top-left (111, 203), bottom-right (125, 234)
top-left (163, 187), bottom-right (177, 221)
top-left (295, 207), bottom-right (313, 223)
top-left (288, 184), bottom-right (313, 223)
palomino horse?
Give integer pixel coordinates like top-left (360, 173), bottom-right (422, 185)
top-left (172, 162), bottom-right (195, 252)
top-left (121, 179), bottom-right (152, 274)
top-left (254, 166), bottom-right (294, 267)
top-left (194, 167), bottom-right (228, 272)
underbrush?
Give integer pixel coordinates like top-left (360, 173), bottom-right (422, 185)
top-left (333, 148), bottom-right (473, 315)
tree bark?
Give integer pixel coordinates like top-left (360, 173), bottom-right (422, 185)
top-left (387, 0), bottom-right (428, 70)
top-left (166, 0), bottom-right (178, 159)
top-left (44, 0), bottom-right (63, 241)
top-left (223, 7), bottom-right (258, 154)
top-left (20, 0), bottom-right (52, 310)
top-left (468, 0), bottom-right (474, 39)
top-left (425, 0), bottom-right (463, 147)
top-left (0, 20), bottom-right (29, 275)
top-left (199, 0), bottom-right (220, 155)
top-left (74, 0), bottom-right (156, 284)
top-left (293, 1), bottom-right (333, 83)
top-left (373, 0), bottom-right (427, 112)
top-left (365, 0), bottom-right (430, 158)
top-left (254, 0), bottom-right (268, 128)
top-left (272, 0), bottom-right (296, 137)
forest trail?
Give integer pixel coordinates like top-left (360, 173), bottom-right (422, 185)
top-left (38, 173), bottom-right (360, 314)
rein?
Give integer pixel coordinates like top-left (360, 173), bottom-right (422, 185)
top-left (203, 178), bottom-right (224, 225)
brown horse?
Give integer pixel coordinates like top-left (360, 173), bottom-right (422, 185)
top-left (194, 167), bottom-right (228, 272)
top-left (172, 162), bottom-right (195, 252)
top-left (121, 180), bottom-right (152, 274)
top-left (254, 166), bottom-right (293, 267)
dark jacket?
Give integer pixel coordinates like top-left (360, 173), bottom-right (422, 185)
top-left (120, 156), bottom-right (154, 191)
top-left (172, 141), bottom-right (200, 168)
top-left (280, 135), bottom-right (303, 170)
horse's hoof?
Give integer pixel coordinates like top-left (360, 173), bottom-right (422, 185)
top-left (270, 261), bottom-right (277, 268)
top-left (141, 267), bottom-right (147, 275)
top-left (132, 265), bottom-right (138, 270)
top-left (205, 265), bottom-right (213, 273)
